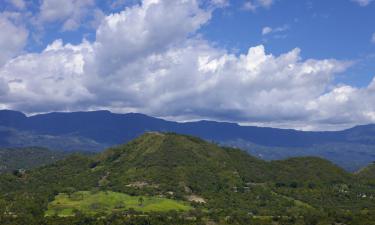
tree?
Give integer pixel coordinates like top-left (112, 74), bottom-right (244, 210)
top-left (64, 187), bottom-right (76, 198)
top-left (138, 197), bottom-right (144, 206)
top-left (0, 199), bottom-right (6, 221)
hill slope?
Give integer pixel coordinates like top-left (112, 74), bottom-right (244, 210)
top-left (356, 162), bottom-right (375, 179)
top-left (0, 147), bottom-right (68, 173)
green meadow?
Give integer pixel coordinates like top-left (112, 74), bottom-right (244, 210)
top-left (45, 191), bottom-right (192, 217)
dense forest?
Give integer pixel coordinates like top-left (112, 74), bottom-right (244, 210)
top-left (1, 133), bottom-right (375, 224)
top-left (0, 147), bottom-right (68, 173)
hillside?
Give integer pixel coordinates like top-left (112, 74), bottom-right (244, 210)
top-left (1, 133), bottom-right (375, 224)
top-left (1, 110), bottom-right (375, 171)
top-left (356, 162), bottom-right (375, 180)
top-left (0, 147), bottom-right (68, 173)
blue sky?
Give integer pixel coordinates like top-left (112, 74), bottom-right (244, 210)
top-left (203, 0), bottom-right (375, 87)
top-left (0, 0), bottom-right (375, 130)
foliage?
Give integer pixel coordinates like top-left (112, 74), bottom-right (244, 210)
top-left (1, 132), bottom-right (375, 224)
top-left (0, 147), bottom-right (68, 173)
top-left (45, 191), bottom-right (192, 216)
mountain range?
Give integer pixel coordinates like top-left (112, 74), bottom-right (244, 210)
top-left (1, 109), bottom-right (375, 171)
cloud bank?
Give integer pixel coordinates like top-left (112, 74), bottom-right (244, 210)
top-left (0, 0), bottom-right (375, 130)
top-left (0, 12), bottom-right (28, 66)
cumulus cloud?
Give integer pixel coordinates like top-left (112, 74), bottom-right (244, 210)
top-left (352, 0), bottom-right (374, 6)
top-left (38, 0), bottom-right (96, 31)
top-left (307, 81), bottom-right (375, 129)
top-left (0, 77), bottom-right (9, 96)
top-left (1, 0), bottom-right (375, 130)
top-left (0, 12), bottom-right (28, 66)
top-left (93, 0), bottom-right (211, 76)
top-left (0, 39), bottom-right (94, 111)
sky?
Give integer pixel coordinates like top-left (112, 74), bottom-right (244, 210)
top-left (0, 0), bottom-right (374, 131)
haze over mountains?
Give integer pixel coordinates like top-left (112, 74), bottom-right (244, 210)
top-left (1, 109), bottom-right (375, 171)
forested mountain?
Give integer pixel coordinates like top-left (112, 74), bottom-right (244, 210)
top-left (1, 133), bottom-right (375, 224)
top-left (1, 110), bottom-right (375, 171)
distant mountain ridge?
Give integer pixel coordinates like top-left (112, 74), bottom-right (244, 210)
top-left (1, 109), bottom-right (375, 171)
top-left (1, 109), bottom-right (375, 146)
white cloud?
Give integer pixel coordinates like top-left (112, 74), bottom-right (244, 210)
top-left (262, 26), bottom-right (272, 35)
top-left (371, 32), bottom-right (375, 44)
top-left (7, 0), bottom-right (26, 10)
top-left (1, 0), bottom-right (375, 130)
top-left (0, 77), bottom-right (9, 96)
top-left (109, 0), bottom-right (129, 9)
top-left (243, 0), bottom-right (274, 11)
top-left (262, 25), bottom-right (289, 38)
top-left (258, 0), bottom-right (273, 7)
top-left (38, 0), bottom-right (95, 31)
top-left (90, 9), bottom-right (105, 29)
top-left (0, 39), bottom-right (94, 111)
top-left (352, 0), bottom-right (374, 6)
top-left (210, 0), bottom-right (230, 7)
top-left (93, 0), bottom-right (211, 76)
top-left (306, 82), bottom-right (375, 128)
top-left (0, 13), bottom-right (28, 66)
top-left (273, 25), bottom-right (289, 32)
top-left (243, 1), bottom-right (257, 11)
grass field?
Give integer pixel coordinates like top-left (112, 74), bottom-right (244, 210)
top-left (270, 191), bottom-right (314, 210)
top-left (45, 191), bottom-right (192, 217)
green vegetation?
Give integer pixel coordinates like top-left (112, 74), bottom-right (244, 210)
top-left (45, 191), bottom-right (191, 216)
top-left (0, 147), bottom-right (68, 173)
top-left (2, 132), bottom-right (375, 224)
top-left (357, 162), bottom-right (375, 179)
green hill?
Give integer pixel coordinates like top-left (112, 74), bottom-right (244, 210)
top-left (1, 132), bottom-right (375, 224)
top-left (94, 133), bottom-right (253, 196)
top-left (271, 157), bottom-right (351, 184)
top-left (356, 162), bottom-right (375, 179)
